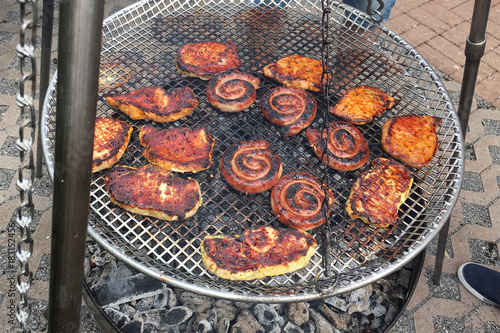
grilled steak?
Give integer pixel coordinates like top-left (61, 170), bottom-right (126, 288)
top-left (206, 71), bottom-right (260, 112)
top-left (176, 40), bottom-right (242, 80)
top-left (271, 172), bottom-right (335, 231)
top-left (201, 226), bottom-right (316, 280)
top-left (105, 86), bottom-right (198, 123)
top-left (345, 158), bottom-right (413, 227)
top-left (139, 124), bottom-right (215, 173)
top-left (381, 114), bottom-right (442, 168)
top-left (105, 164), bottom-right (202, 221)
top-left (263, 54), bottom-right (327, 93)
top-left (260, 86), bottom-right (317, 137)
top-left (305, 121), bottom-right (369, 171)
top-left (220, 140), bottom-right (282, 194)
top-left (92, 117), bottom-right (133, 173)
top-left (329, 85), bottom-right (398, 125)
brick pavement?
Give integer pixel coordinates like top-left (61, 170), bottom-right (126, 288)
top-left (0, 1), bottom-right (499, 332)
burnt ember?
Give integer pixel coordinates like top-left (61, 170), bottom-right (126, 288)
top-left (85, 240), bottom-right (423, 332)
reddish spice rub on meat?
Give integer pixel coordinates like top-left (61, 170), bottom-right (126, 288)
top-left (263, 54), bottom-right (328, 93)
top-left (206, 71), bottom-right (260, 112)
top-left (329, 85), bottom-right (398, 125)
top-left (139, 124), bottom-right (215, 173)
top-left (305, 121), bottom-right (369, 171)
top-left (345, 158), bottom-right (413, 227)
top-left (92, 117), bottom-right (133, 173)
top-left (271, 172), bottom-right (335, 231)
top-left (201, 226), bottom-right (317, 280)
top-left (381, 114), bottom-right (442, 168)
top-left (105, 86), bottom-right (198, 123)
top-left (220, 140), bottom-right (283, 194)
top-left (105, 164), bottom-right (202, 221)
top-left (176, 40), bottom-right (242, 80)
top-left (260, 86), bottom-right (317, 137)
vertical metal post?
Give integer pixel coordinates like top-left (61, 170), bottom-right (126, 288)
top-left (36, 0), bottom-right (55, 178)
top-left (457, 0), bottom-right (490, 136)
top-left (47, 0), bottom-right (104, 331)
top-left (433, 0), bottom-right (490, 286)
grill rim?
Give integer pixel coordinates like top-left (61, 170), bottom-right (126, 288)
top-left (41, 0), bottom-right (464, 303)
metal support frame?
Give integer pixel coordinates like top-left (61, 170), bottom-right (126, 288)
top-left (46, 0), bottom-right (104, 331)
top-left (433, 0), bottom-right (490, 286)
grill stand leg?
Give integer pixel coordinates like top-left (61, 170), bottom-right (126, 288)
top-left (433, 0), bottom-right (490, 286)
top-left (46, 0), bottom-right (104, 331)
top-left (35, 0), bottom-right (55, 178)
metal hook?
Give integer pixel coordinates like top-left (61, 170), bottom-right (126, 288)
top-left (314, 266), bottom-right (339, 294)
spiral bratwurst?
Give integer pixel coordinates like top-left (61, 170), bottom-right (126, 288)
top-left (305, 121), bottom-right (369, 171)
top-left (206, 71), bottom-right (260, 112)
top-left (260, 86), bottom-right (316, 137)
top-left (220, 140), bottom-right (283, 194)
top-left (271, 172), bottom-right (335, 231)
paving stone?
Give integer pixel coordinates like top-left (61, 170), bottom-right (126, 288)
top-left (468, 239), bottom-right (500, 266)
top-left (484, 322), bottom-right (500, 333)
top-left (461, 202), bottom-right (491, 227)
top-left (426, 234), bottom-right (454, 258)
top-left (489, 145), bottom-right (500, 164)
top-left (0, 78), bottom-right (18, 96)
top-left (461, 171), bottom-right (484, 192)
top-left (0, 136), bottom-right (19, 157)
top-left (433, 315), bottom-right (466, 333)
top-left (0, 31), bottom-right (15, 45)
top-left (0, 168), bottom-right (15, 190)
top-left (34, 253), bottom-right (50, 282)
top-left (0, 105), bottom-right (7, 122)
top-left (426, 271), bottom-right (461, 301)
top-left (482, 119), bottom-right (500, 136)
top-left (2, 11), bottom-right (21, 25)
top-left (464, 142), bottom-right (476, 161)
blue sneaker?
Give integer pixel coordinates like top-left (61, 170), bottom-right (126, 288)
top-left (458, 262), bottom-right (500, 307)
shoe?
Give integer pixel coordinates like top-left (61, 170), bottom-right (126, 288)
top-left (458, 262), bottom-right (500, 307)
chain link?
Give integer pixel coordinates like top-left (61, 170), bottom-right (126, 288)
top-left (314, 0), bottom-right (339, 293)
top-left (15, 0), bottom-right (39, 331)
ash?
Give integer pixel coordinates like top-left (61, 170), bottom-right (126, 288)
top-left (85, 241), bottom-right (419, 333)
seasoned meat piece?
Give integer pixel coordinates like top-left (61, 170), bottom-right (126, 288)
top-left (260, 86), bottom-right (317, 137)
top-left (105, 164), bottom-right (202, 221)
top-left (206, 71), bottom-right (260, 112)
top-left (345, 158), bottom-right (413, 227)
top-left (381, 114), bottom-right (442, 168)
top-left (139, 124), bottom-right (215, 173)
top-left (305, 121), bottom-right (369, 171)
top-left (329, 85), bottom-right (398, 125)
top-left (263, 54), bottom-right (328, 93)
top-left (271, 172), bottom-right (335, 231)
top-left (92, 117), bottom-right (133, 173)
top-left (201, 226), bottom-right (317, 280)
top-left (176, 40), bottom-right (242, 80)
top-left (221, 140), bottom-right (282, 194)
top-left (105, 86), bottom-right (198, 123)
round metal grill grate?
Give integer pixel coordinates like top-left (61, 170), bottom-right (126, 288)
top-left (42, 0), bottom-right (463, 302)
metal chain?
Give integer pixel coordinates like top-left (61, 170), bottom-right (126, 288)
top-left (366, 0), bottom-right (385, 23)
top-left (314, 0), bottom-right (339, 293)
top-left (15, 0), bottom-right (39, 331)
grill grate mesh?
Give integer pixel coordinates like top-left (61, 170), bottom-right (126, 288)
top-left (42, 0), bottom-right (463, 302)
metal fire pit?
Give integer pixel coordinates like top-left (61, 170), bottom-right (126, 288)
top-left (42, 0), bottom-right (463, 303)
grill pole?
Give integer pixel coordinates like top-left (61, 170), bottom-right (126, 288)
top-left (35, 0), bottom-right (55, 178)
top-left (433, 0), bottom-right (490, 286)
top-left (47, 0), bottom-right (104, 331)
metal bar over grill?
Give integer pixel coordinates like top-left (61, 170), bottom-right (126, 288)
top-left (41, 0), bottom-right (463, 303)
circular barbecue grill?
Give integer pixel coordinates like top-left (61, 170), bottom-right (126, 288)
top-left (42, 0), bottom-right (463, 303)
